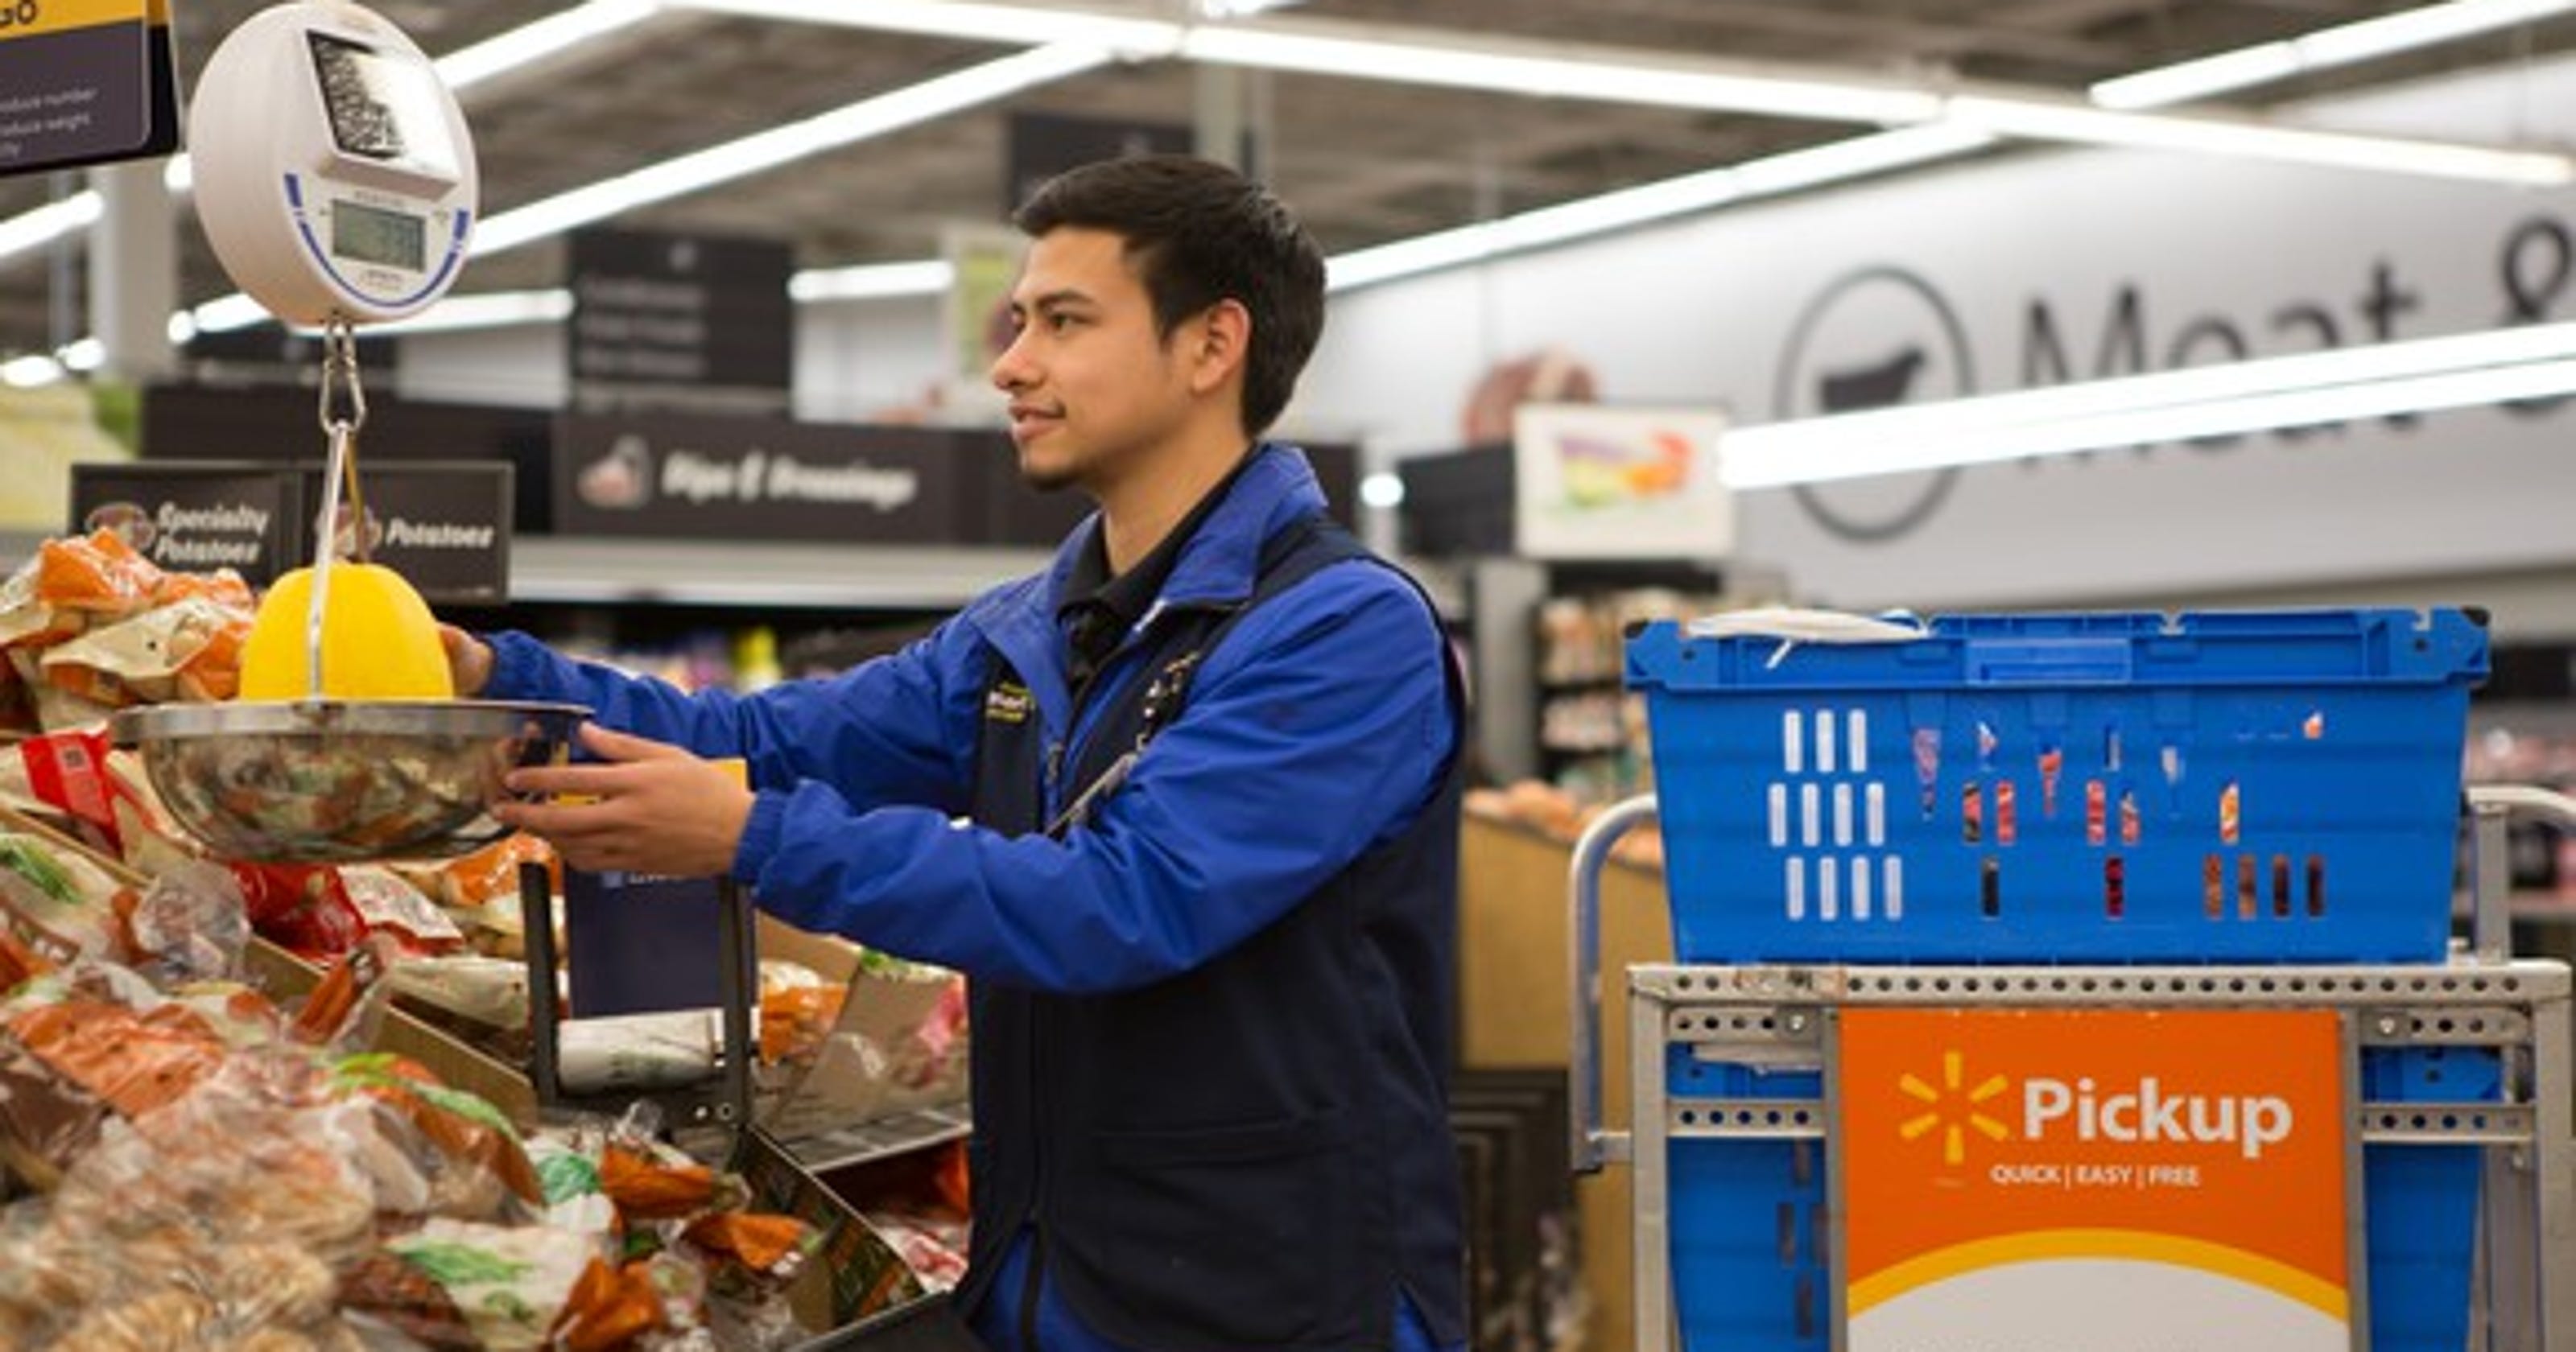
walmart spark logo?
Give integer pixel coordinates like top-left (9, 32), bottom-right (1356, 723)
top-left (1898, 1050), bottom-right (2013, 1166)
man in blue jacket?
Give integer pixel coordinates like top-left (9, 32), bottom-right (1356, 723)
top-left (445, 155), bottom-right (1468, 1352)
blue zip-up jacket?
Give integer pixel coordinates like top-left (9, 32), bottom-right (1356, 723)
top-left (481, 444), bottom-right (1468, 1350)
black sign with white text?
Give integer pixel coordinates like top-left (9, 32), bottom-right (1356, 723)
top-left (568, 227), bottom-right (794, 406)
top-left (552, 412), bottom-right (957, 544)
top-left (294, 460), bottom-right (514, 604)
top-left (70, 462), bottom-right (303, 585)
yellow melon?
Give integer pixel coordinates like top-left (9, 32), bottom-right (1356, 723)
top-left (238, 562), bottom-right (456, 701)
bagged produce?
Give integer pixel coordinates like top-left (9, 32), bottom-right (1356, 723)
top-left (333, 1051), bottom-right (545, 1214)
top-left (378, 1217), bottom-right (606, 1351)
top-left (40, 592), bottom-right (253, 706)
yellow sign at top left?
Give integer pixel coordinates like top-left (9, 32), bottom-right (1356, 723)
top-left (0, 0), bottom-right (175, 179)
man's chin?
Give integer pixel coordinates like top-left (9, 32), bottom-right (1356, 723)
top-left (1016, 455), bottom-right (1080, 493)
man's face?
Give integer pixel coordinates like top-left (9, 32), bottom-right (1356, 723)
top-left (991, 227), bottom-right (1198, 493)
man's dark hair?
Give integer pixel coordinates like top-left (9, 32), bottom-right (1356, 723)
top-left (1014, 155), bottom-right (1327, 437)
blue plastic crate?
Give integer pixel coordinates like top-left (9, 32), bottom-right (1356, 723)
top-left (1627, 608), bottom-right (2488, 964)
top-left (1661, 1044), bottom-right (2499, 1352)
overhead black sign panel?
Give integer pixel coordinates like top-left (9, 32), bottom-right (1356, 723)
top-left (69, 462), bottom-right (303, 586)
top-left (1005, 111), bottom-right (1192, 215)
top-left (553, 412), bottom-right (958, 546)
top-left (567, 227), bottom-right (794, 410)
top-left (297, 460), bottom-right (514, 604)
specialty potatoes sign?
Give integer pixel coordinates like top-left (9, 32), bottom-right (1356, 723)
top-left (1839, 1008), bottom-right (2351, 1352)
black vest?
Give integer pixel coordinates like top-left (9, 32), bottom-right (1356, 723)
top-left (958, 516), bottom-right (1468, 1352)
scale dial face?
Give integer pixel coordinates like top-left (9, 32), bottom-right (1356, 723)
top-left (190, 1), bottom-right (478, 327)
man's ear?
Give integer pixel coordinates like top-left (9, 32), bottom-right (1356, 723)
top-left (1187, 299), bottom-right (1252, 396)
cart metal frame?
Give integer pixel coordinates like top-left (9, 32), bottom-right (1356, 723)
top-left (1571, 788), bottom-right (2576, 1352)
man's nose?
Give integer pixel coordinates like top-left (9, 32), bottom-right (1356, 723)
top-left (991, 331), bottom-right (1034, 391)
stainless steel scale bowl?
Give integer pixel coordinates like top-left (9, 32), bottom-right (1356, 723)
top-left (113, 699), bottom-right (587, 864)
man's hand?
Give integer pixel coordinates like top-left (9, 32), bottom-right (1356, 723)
top-left (493, 724), bottom-right (756, 878)
top-left (440, 624), bottom-right (495, 698)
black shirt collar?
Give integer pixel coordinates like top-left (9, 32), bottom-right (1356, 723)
top-left (1058, 453), bottom-right (1253, 682)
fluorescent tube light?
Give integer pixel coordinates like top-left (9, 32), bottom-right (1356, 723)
top-left (1726, 359), bottom-right (2576, 486)
top-left (188, 294), bottom-right (271, 336)
top-left (1719, 320), bottom-right (2576, 488)
top-left (1, 354), bottom-right (66, 386)
top-left (1946, 94), bottom-right (2574, 183)
top-left (1327, 124), bottom-right (1993, 292)
top-left (435, 0), bottom-right (666, 90)
top-left (54, 339), bottom-right (103, 373)
top-left (790, 260), bottom-right (956, 302)
top-left (2095, 0), bottom-right (2576, 109)
top-left (670, 0), bottom-right (1179, 54)
top-left (2298, 0), bottom-right (2576, 65)
top-left (1729, 123), bottom-right (2000, 195)
top-left (1179, 22), bottom-right (1941, 125)
top-left (376, 289), bottom-right (578, 334)
top-left (472, 43), bottom-right (1108, 256)
top-left (0, 193), bottom-right (102, 263)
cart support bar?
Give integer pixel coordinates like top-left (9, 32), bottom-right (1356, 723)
top-left (2466, 785), bottom-right (2576, 962)
top-left (1571, 794), bottom-right (1657, 1175)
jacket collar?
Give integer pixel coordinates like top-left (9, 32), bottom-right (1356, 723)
top-left (1041, 441), bottom-right (1327, 614)
top-left (968, 442), bottom-right (1327, 728)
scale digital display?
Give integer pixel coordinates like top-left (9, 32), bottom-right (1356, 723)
top-left (307, 31), bottom-right (460, 180)
top-left (329, 199), bottom-right (427, 271)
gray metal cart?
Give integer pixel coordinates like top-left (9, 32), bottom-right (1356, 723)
top-left (1571, 787), bottom-right (2576, 1352)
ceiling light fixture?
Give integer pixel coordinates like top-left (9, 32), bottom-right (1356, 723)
top-left (469, 43), bottom-right (1110, 256)
top-left (671, 0), bottom-right (1179, 54)
top-left (1176, 21), bottom-right (1942, 125)
top-left (1718, 320), bottom-right (2576, 488)
top-left (1, 353), bottom-right (67, 387)
top-left (1945, 93), bottom-right (2572, 183)
top-left (0, 193), bottom-right (103, 262)
top-left (1327, 124), bottom-right (1996, 291)
top-left (790, 260), bottom-right (960, 303)
top-left (373, 288), bottom-right (577, 334)
top-left (2093, 0), bottom-right (2576, 109)
top-left (432, 0), bottom-right (667, 90)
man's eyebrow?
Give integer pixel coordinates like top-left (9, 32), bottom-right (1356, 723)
top-left (1013, 288), bottom-right (1096, 315)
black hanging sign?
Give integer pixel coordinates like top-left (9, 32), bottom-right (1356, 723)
top-left (1004, 110), bottom-right (1192, 214)
top-left (69, 461), bottom-right (303, 585)
top-left (295, 460), bottom-right (514, 604)
top-left (552, 411), bottom-right (957, 545)
top-left (567, 226), bottom-right (795, 405)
